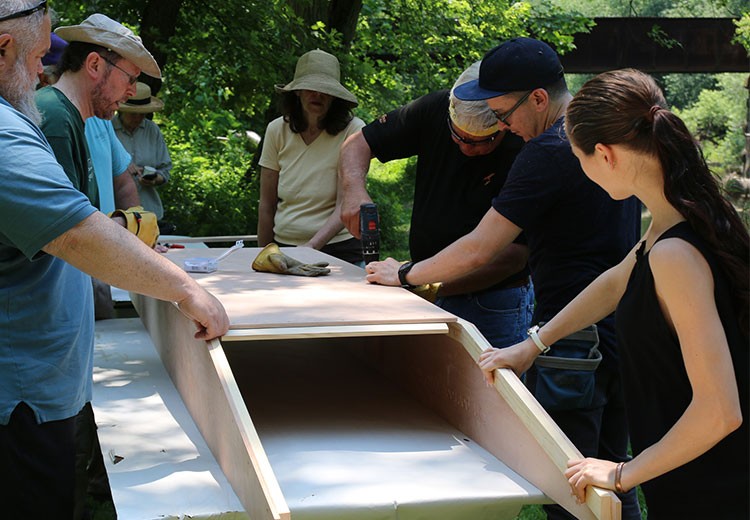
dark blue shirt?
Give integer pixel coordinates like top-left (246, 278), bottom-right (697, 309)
top-left (492, 118), bottom-right (640, 365)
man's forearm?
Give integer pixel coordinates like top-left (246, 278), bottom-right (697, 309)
top-left (438, 243), bottom-right (528, 296)
top-left (44, 212), bottom-right (195, 303)
top-left (338, 131), bottom-right (375, 236)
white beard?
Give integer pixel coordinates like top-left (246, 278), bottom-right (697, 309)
top-left (1, 58), bottom-right (42, 125)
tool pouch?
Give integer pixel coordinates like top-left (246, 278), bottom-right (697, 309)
top-left (531, 323), bottom-right (601, 412)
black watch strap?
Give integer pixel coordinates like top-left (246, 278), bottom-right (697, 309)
top-left (398, 261), bottom-right (416, 288)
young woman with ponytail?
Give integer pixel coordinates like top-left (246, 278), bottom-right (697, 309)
top-left (483, 68), bottom-right (748, 518)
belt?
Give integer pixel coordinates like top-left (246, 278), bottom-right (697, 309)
top-left (497, 275), bottom-right (530, 290)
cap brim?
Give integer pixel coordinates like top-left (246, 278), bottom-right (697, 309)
top-left (453, 79), bottom-right (509, 101)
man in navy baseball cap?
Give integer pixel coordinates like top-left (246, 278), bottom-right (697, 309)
top-left (454, 37), bottom-right (567, 142)
top-left (454, 37), bottom-right (564, 100)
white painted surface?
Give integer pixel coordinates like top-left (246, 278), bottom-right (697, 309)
top-left (92, 318), bottom-right (247, 520)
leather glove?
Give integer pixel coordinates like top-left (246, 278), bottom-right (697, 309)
top-left (252, 243), bottom-right (330, 277)
top-left (108, 206), bottom-right (159, 248)
top-left (409, 282), bottom-right (442, 303)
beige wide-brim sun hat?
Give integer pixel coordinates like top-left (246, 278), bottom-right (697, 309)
top-left (275, 49), bottom-right (358, 106)
top-left (55, 14), bottom-right (161, 79)
top-left (118, 82), bottom-right (164, 113)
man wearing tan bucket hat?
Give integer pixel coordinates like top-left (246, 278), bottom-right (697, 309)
top-left (257, 49), bottom-right (366, 266)
top-left (35, 13), bottom-right (161, 246)
top-left (114, 81), bottom-right (173, 228)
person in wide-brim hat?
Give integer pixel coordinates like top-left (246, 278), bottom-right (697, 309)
top-left (275, 49), bottom-right (357, 106)
top-left (256, 48), bottom-right (366, 266)
top-left (119, 82), bottom-right (164, 113)
top-left (55, 13), bottom-right (161, 79)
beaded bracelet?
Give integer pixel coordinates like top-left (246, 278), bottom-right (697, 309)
top-left (614, 462), bottom-right (626, 493)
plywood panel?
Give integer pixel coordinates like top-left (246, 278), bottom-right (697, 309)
top-left (160, 247), bottom-right (455, 330)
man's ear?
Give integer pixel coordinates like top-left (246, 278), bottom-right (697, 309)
top-left (0, 33), bottom-right (14, 66)
top-left (84, 51), bottom-right (105, 80)
top-left (530, 88), bottom-right (549, 112)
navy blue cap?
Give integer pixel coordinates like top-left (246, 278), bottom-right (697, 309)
top-left (42, 33), bottom-right (68, 66)
top-left (454, 37), bottom-right (564, 101)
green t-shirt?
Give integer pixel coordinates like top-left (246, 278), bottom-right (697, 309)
top-left (35, 86), bottom-right (99, 207)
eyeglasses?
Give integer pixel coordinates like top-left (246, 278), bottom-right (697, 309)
top-left (447, 117), bottom-right (499, 146)
top-left (492, 91), bottom-right (532, 126)
top-left (0, 0), bottom-right (48, 23)
top-left (98, 54), bottom-right (139, 85)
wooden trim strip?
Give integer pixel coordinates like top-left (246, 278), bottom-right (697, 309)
top-left (222, 322), bottom-right (449, 341)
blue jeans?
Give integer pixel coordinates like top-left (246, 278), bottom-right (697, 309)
top-left (436, 281), bottom-right (534, 349)
top-left (526, 365), bottom-right (642, 520)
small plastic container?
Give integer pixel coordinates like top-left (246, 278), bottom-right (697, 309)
top-left (182, 240), bottom-right (244, 274)
top-left (183, 257), bottom-right (218, 273)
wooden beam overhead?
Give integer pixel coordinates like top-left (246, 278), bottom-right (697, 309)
top-left (561, 17), bottom-right (749, 73)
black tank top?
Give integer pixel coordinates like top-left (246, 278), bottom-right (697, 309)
top-left (616, 221), bottom-right (748, 519)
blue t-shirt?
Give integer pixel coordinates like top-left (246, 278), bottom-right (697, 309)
top-left (492, 118), bottom-right (641, 365)
top-left (0, 97), bottom-right (97, 425)
top-left (85, 117), bottom-right (132, 214)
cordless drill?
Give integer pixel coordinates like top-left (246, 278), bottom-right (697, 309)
top-left (359, 203), bottom-right (380, 265)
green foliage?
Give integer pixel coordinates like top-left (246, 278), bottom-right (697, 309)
top-left (674, 74), bottom-right (747, 175)
top-left (349, 0), bottom-right (592, 121)
top-left (661, 73), bottom-right (717, 110)
top-left (365, 158), bottom-right (417, 259)
top-left (159, 125), bottom-right (259, 236)
top-left (734, 12), bottom-right (750, 52)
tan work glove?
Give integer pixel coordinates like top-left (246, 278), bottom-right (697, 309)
top-left (410, 282), bottom-right (443, 303)
top-left (108, 206), bottom-right (159, 248)
top-left (252, 243), bottom-right (330, 277)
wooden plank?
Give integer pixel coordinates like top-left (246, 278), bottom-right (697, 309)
top-left (132, 294), bottom-right (290, 520)
top-left (159, 247), bottom-right (455, 330)
top-left (448, 319), bottom-right (620, 520)
top-left (222, 322), bottom-right (449, 341)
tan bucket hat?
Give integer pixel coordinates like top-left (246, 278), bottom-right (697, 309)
top-left (118, 82), bottom-right (164, 113)
top-left (275, 49), bottom-right (357, 106)
top-left (55, 14), bottom-right (161, 79)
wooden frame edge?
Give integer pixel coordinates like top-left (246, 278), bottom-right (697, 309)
top-left (447, 319), bottom-right (620, 520)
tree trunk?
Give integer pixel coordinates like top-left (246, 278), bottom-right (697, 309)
top-left (288, 0), bottom-right (363, 48)
top-left (139, 0), bottom-right (184, 94)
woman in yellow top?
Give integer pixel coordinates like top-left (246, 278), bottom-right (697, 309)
top-left (258, 49), bottom-right (365, 265)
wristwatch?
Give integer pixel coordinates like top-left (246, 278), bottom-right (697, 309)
top-left (527, 325), bottom-right (551, 354)
top-left (397, 261), bottom-right (416, 289)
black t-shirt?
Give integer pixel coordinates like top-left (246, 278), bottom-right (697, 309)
top-left (616, 222), bottom-right (748, 519)
top-left (362, 90), bottom-right (526, 285)
top-left (492, 118), bottom-right (641, 364)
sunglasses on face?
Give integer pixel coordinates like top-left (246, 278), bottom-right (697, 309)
top-left (0, 0), bottom-right (48, 23)
top-left (492, 91), bottom-right (532, 126)
top-left (447, 117), bottom-right (499, 146)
